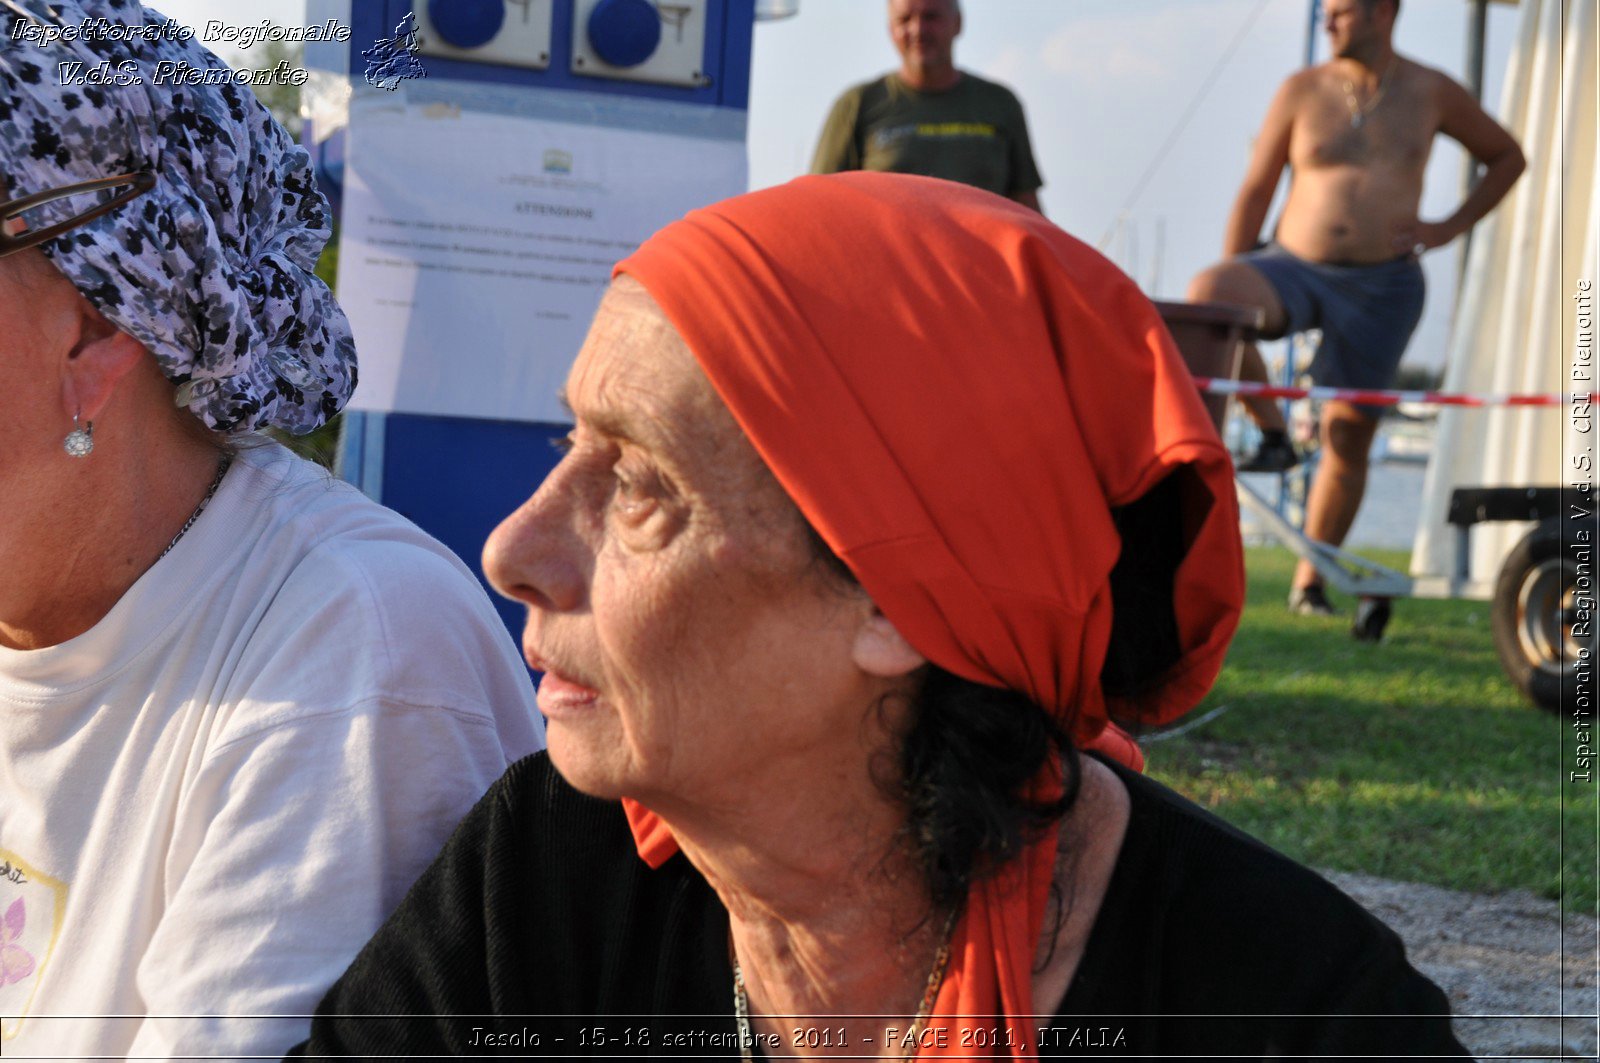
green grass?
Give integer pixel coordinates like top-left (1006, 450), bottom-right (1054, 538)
top-left (1145, 547), bottom-right (1593, 902)
top-left (270, 414), bottom-right (342, 469)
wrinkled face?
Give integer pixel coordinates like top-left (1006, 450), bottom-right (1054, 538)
top-left (0, 251), bottom-right (45, 475)
top-left (0, 250), bottom-right (96, 642)
top-left (0, 217), bottom-right (83, 551)
top-left (483, 278), bottom-right (883, 807)
top-left (889, 0), bottom-right (960, 75)
top-left (1, 179), bottom-right (66, 419)
top-left (1324, 0), bottom-right (1388, 58)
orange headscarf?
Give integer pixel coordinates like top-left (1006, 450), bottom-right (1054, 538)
top-left (614, 173), bottom-right (1243, 1055)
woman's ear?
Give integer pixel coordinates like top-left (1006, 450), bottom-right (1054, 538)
top-left (853, 608), bottom-right (927, 678)
top-left (59, 298), bottom-right (147, 422)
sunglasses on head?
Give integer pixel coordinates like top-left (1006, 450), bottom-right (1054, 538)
top-left (0, 171), bottom-right (157, 259)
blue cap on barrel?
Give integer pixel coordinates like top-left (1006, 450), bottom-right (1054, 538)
top-left (428, 0), bottom-right (506, 49)
top-left (587, 0), bottom-right (662, 68)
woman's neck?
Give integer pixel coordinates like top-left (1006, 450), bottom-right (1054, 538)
top-left (1029, 755), bottom-right (1131, 1013)
top-left (0, 415), bottom-right (223, 650)
top-left (661, 769), bottom-right (945, 1055)
top-left (658, 753), bottom-right (1132, 1058)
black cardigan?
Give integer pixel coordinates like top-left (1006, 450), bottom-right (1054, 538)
top-left (292, 753), bottom-right (1467, 1060)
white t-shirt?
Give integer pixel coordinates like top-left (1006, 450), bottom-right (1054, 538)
top-left (0, 442), bottom-right (544, 1060)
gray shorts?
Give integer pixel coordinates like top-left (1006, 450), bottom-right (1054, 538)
top-left (1238, 243), bottom-right (1426, 415)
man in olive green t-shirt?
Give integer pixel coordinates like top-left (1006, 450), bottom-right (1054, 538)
top-left (811, 0), bottom-right (1043, 212)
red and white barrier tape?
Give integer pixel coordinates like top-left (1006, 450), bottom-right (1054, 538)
top-left (1195, 377), bottom-right (1600, 409)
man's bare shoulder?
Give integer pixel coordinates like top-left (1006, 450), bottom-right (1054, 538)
top-left (1278, 65), bottom-right (1326, 101)
top-left (1256, 67), bottom-right (1325, 125)
top-left (1396, 55), bottom-right (1467, 99)
top-left (1283, 56), bottom-right (1462, 127)
top-left (1291, 57), bottom-right (1458, 94)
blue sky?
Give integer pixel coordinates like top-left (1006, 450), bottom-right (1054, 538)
top-left (150, 0), bottom-right (1525, 370)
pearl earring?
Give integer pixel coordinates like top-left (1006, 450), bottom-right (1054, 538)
top-left (64, 412), bottom-right (94, 457)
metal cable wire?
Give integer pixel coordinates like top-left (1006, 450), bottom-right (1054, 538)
top-left (1095, 0), bottom-right (1277, 251)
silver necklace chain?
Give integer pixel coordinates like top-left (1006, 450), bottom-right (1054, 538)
top-left (155, 454), bottom-right (232, 563)
top-left (732, 907), bottom-right (958, 1061)
top-left (1343, 57), bottom-right (1396, 129)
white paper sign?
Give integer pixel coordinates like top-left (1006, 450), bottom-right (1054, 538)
top-left (339, 90), bottom-right (747, 422)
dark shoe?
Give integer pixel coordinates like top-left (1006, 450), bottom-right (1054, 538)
top-left (1288, 584), bottom-right (1337, 617)
top-left (1351, 596), bottom-right (1392, 641)
top-left (1238, 435), bottom-right (1300, 473)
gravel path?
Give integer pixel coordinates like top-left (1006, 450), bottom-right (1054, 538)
top-left (1325, 871), bottom-right (1598, 1060)
top-left (1237, 451), bottom-right (1594, 1057)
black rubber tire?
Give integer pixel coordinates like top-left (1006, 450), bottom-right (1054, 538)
top-left (1491, 519), bottom-right (1591, 712)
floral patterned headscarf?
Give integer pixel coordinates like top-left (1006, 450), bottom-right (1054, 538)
top-left (0, 0), bottom-right (355, 433)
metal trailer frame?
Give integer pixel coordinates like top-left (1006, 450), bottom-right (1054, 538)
top-left (1156, 299), bottom-right (1587, 709)
top-left (1239, 479), bottom-right (1582, 604)
top-left (1232, 413), bottom-right (1589, 706)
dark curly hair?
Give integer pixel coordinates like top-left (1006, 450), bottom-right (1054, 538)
top-left (809, 468), bottom-right (1194, 911)
top-left (889, 667), bottom-right (1078, 910)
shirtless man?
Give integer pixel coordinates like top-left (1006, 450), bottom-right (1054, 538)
top-left (1187, 0), bottom-right (1523, 616)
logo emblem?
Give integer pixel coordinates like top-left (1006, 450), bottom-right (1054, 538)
top-left (363, 11), bottom-right (428, 90)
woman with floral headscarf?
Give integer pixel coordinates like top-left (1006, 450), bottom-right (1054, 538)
top-left (0, 1), bottom-right (541, 1056)
top-left (296, 173), bottom-right (1466, 1059)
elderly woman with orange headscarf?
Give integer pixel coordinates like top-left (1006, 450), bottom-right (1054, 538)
top-left (295, 174), bottom-right (1465, 1059)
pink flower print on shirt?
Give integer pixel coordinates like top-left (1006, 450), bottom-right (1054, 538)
top-left (1, 897), bottom-right (37, 985)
